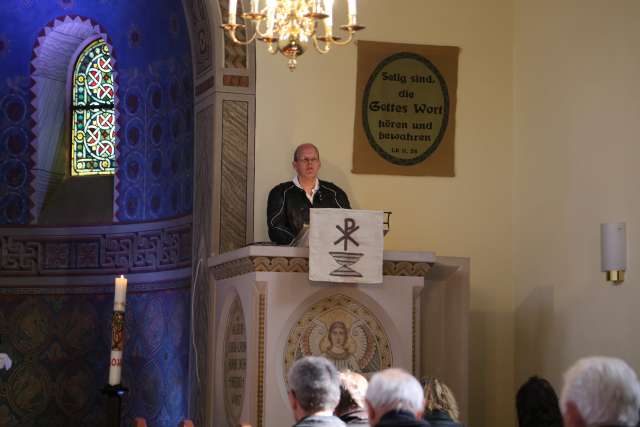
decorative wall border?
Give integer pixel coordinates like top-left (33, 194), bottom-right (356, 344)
top-left (383, 261), bottom-right (432, 276)
top-left (0, 276), bottom-right (190, 295)
top-left (0, 216), bottom-right (192, 276)
top-left (412, 292), bottom-right (417, 375)
top-left (219, 100), bottom-right (249, 253)
top-left (256, 291), bottom-right (266, 427)
top-left (211, 256), bottom-right (433, 280)
top-left (183, 0), bottom-right (214, 77)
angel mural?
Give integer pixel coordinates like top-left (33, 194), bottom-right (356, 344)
top-left (283, 294), bottom-right (393, 382)
top-left (300, 316), bottom-right (380, 374)
top-left (322, 321), bottom-right (359, 371)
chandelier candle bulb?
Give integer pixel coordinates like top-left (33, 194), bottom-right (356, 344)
top-left (348, 0), bottom-right (356, 20)
top-left (250, 0), bottom-right (259, 14)
top-left (266, 0), bottom-right (277, 36)
top-left (313, 0), bottom-right (323, 14)
top-left (323, 0), bottom-right (334, 35)
top-left (229, 0), bottom-right (237, 24)
top-left (108, 275), bottom-right (127, 386)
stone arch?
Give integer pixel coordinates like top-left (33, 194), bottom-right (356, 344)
top-left (28, 15), bottom-right (120, 223)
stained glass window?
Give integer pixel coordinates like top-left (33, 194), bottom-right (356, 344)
top-left (71, 39), bottom-right (115, 176)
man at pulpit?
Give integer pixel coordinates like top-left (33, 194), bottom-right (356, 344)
top-left (267, 143), bottom-right (351, 244)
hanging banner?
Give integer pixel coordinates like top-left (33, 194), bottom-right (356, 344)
top-left (309, 209), bottom-right (383, 284)
top-left (352, 41), bottom-right (459, 176)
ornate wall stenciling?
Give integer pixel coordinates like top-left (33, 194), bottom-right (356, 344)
top-left (211, 255), bottom-right (434, 281)
top-left (0, 280), bottom-right (189, 296)
top-left (284, 294), bottom-right (392, 380)
top-left (0, 218), bottom-right (192, 276)
top-left (195, 76), bottom-right (215, 96)
top-left (256, 292), bottom-right (266, 427)
top-left (220, 100), bottom-right (249, 253)
top-left (222, 75), bottom-right (250, 87)
top-left (382, 261), bottom-right (432, 276)
top-left (0, 282), bottom-right (191, 427)
top-left (223, 295), bottom-right (247, 426)
top-left (218, 0), bottom-right (248, 69)
top-left (116, 57), bottom-right (194, 222)
top-left (189, 104), bottom-right (216, 427)
top-left (1, 4), bottom-right (195, 427)
top-left (184, 0), bottom-right (214, 76)
top-left (412, 295), bottom-right (417, 374)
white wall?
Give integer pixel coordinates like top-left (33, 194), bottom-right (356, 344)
top-left (514, 0), bottom-right (640, 401)
top-left (255, 1), bottom-right (516, 426)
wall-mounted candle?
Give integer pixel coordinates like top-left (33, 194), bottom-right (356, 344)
top-left (348, 0), bottom-right (357, 25)
top-left (229, 0), bottom-right (238, 24)
top-left (323, 0), bottom-right (334, 35)
top-left (108, 275), bottom-right (127, 386)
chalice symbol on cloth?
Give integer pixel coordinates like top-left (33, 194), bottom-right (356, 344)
top-left (330, 218), bottom-right (364, 278)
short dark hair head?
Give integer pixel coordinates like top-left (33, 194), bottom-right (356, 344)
top-left (516, 376), bottom-right (563, 427)
top-left (288, 356), bottom-right (340, 413)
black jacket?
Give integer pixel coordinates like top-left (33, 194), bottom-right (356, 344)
top-left (267, 180), bottom-right (350, 244)
top-left (423, 410), bottom-right (462, 427)
top-left (374, 410), bottom-right (431, 427)
top-left (338, 408), bottom-right (370, 427)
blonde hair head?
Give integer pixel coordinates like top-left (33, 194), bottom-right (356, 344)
top-left (423, 378), bottom-right (459, 422)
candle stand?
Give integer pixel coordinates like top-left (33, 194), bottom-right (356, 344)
top-left (102, 384), bottom-right (128, 427)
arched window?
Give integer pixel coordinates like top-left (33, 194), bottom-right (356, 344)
top-left (71, 38), bottom-right (115, 176)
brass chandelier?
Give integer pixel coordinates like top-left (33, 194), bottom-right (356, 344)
top-left (222, 0), bottom-right (365, 71)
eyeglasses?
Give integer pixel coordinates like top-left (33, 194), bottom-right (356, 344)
top-left (296, 157), bottom-right (319, 164)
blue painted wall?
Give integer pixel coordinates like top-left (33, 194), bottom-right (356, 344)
top-left (0, 2), bottom-right (195, 426)
top-left (0, 0), bottom-right (194, 224)
top-left (0, 285), bottom-right (191, 427)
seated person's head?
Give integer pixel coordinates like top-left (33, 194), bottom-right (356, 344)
top-left (335, 370), bottom-right (369, 416)
top-left (516, 376), bottom-right (562, 427)
top-left (561, 356), bottom-right (640, 427)
top-left (365, 368), bottom-right (424, 426)
top-left (288, 356), bottom-right (341, 421)
top-left (422, 377), bottom-right (459, 422)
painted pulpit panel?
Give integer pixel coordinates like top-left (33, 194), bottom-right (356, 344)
top-left (283, 293), bottom-right (392, 381)
top-left (223, 295), bottom-right (247, 427)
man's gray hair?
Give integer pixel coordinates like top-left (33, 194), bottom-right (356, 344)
top-left (288, 356), bottom-right (341, 412)
top-left (561, 356), bottom-right (640, 426)
top-left (366, 368), bottom-right (424, 415)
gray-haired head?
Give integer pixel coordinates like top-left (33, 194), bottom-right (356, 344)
top-left (560, 356), bottom-right (640, 427)
top-left (366, 368), bottom-right (424, 418)
top-left (288, 356), bottom-right (341, 413)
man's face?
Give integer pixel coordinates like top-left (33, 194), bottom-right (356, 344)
top-left (293, 145), bottom-right (321, 181)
